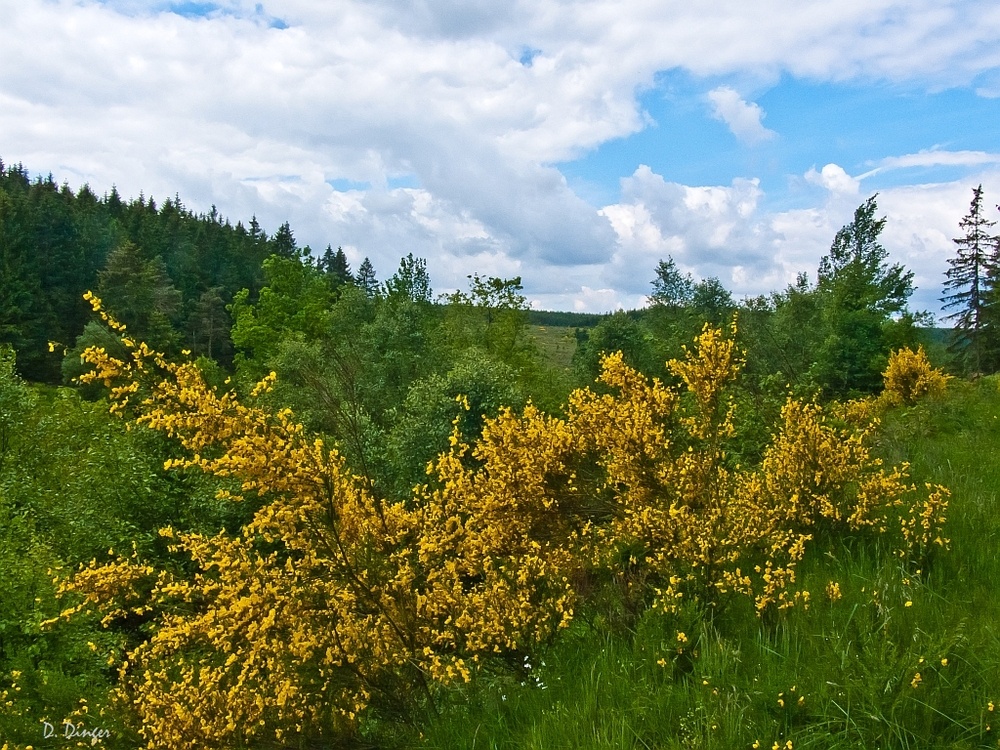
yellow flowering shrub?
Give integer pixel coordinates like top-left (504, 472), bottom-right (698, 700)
top-left (830, 347), bottom-right (951, 426)
top-left (562, 326), bottom-right (813, 613)
top-left (54, 297), bottom-right (575, 749)
top-left (54, 300), bottom-right (949, 746)
top-left (882, 345), bottom-right (951, 407)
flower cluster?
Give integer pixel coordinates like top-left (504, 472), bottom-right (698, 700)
top-left (882, 345), bottom-right (951, 407)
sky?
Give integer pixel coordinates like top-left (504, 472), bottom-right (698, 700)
top-left (2, 0), bottom-right (1000, 315)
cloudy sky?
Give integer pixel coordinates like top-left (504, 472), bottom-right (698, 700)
top-left (3, 0), bottom-right (1000, 314)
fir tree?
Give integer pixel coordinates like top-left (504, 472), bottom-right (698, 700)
top-left (942, 185), bottom-right (999, 373)
top-left (271, 221), bottom-right (298, 259)
top-left (320, 245), bottom-right (353, 288)
top-left (356, 257), bottom-right (379, 297)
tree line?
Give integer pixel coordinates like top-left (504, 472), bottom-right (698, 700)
top-left (0, 159), bottom-right (372, 381)
top-left (1, 155), bottom-right (996, 405)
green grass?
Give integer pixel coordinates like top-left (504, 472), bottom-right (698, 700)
top-left (528, 325), bottom-right (578, 371)
top-left (403, 379), bottom-right (1000, 750)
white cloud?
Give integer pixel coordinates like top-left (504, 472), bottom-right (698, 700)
top-left (706, 86), bottom-right (776, 144)
top-left (859, 148), bottom-right (1000, 178)
top-left (805, 164), bottom-right (861, 195)
top-left (597, 162), bottom-right (1000, 319)
top-left (2, 1), bottom-right (1000, 311)
top-left (597, 166), bottom-right (786, 302)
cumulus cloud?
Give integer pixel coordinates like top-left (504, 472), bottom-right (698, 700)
top-left (805, 164), bottom-right (861, 195)
top-left (599, 166), bottom-right (784, 299)
top-left (2, 0), bottom-right (999, 310)
top-left (706, 87), bottom-right (776, 144)
top-left (597, 162), bottom-right (1000, 317)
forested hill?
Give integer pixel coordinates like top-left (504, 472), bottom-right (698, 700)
top-left (0, 159), bottom-right (302, 381)
top-left (0, 159), bottom-right (612, 384)
top-left (0, 157), bottom-right (973, 405)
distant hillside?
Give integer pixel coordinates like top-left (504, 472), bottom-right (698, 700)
top-left (526, 309), bottom-right (606, 328)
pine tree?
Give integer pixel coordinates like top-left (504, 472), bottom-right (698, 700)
top-left (271, 221), bottom-right (298, 259)
top-left (356, 257), bottom-right (379, 297)
top-left (320, 245), bottom-right (353, 289)
top-left (815, 195), bottom-right (914, 396)
top-left (942, 185), bottom-right (999, 373)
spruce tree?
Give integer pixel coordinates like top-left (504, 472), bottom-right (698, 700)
top-left (271, 221), bottom-right (298, 259)
top-left (320, 245), bottom-right (353, 288)
top-left (356, 257), bottom-right (379, 297)
top-left (942, 185), bottom-right (999, 373)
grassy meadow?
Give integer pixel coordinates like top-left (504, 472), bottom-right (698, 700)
top-left (527, 324), bottom-right (579, 371)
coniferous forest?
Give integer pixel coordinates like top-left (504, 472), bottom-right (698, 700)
top-left (1, 159), bottom-right (1000, 749)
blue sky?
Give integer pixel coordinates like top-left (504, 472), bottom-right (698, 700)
top-left (2, 0), bottom-right (999, 314)
top-left (563, 76), bottom-right (1000, 208)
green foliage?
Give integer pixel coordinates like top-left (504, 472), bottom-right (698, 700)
top-left (526, 309), bottom-right (605, 328)
top-left (61, 321), bottom-right (129, 396)
top-left (650, 257), bottom-right (695, 310)
top-left (572, 311), bottom-right (658, 384)
top-left (736, 199), bottom-right (926, 400)
top-left (9, 158), bottom-right (1000, 748)
top-left (229, 254), bottom-right (333, 380)
top-left (409, 380), bottom-right (1000, 750)
top-left (383, 253), bottom-right (432, 304)
top-left (384, 351), bottom-right (525, 497)
top-left (815, 196), bottom-right (916, 396)
top-left (186, 286), bottom-right (230, 361)
top-left (97, 241), bottom-right (182, 351)
top-left (737, 280), bottom-right (822, 396)
top-left (443, 274), bottom-right (532, 363)
top-left (0, 384), bottom-right (246, 748)
top-left (0, 506), bottom-right (119, 749)
top-left (356, 256), bottom-right (379, 297)
top-left (0, 157), bottom-right (280, 382)
top-left (691, 276), bottom-right (735, 326)
top-left (645, 257), bottom-right (737, 373)
top-left (0, 347), bottom-right (35, 467)
top-left (270, 220), bottom-right (299, 259)
top-left (319, 245), bottom-right (353, 289)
